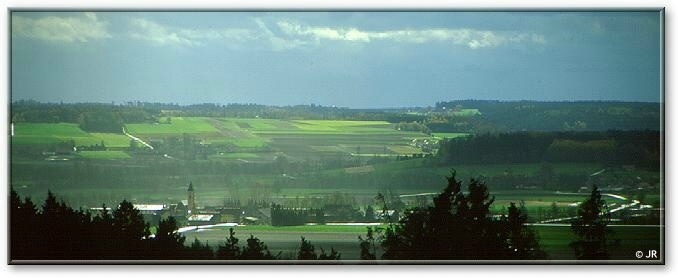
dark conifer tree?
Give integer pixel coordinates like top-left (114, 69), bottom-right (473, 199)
top-left (152, 216), bottom-right (186, 259)
top-left (187, 238), bottom-right (215, 260)
top-left (112, 200), bottom-right (150, 258)
top-left (297, 236), bottom-right (317, 260)
top-left (506, 203), bottom-right (548, 259)
top-left (358, 227), bottom-right (378, 260)
top-left (377, 172), bottom-right (546, 260)
top-left (317, 247), bottom-right (341, 260)
top-left (216, 228), bottom-right (241, 260)
top-left (240, 235), bottom-right (278, 260)
top-left (570, 186), bottom-right (613, 260)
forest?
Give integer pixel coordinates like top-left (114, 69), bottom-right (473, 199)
top-left (11, 100), bottom-right (660, 133)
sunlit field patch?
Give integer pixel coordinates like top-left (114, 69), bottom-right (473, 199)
top-left (125, 117), bottom-right (218, 134)
top-left (12, 123), bottom-right (129, 147)
top-left (78, 150), bottom-right (131, 159)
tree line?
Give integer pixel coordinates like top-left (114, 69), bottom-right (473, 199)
top-left (437, 130), bottom-right (660, 170)
top-left (10, 188), bottom-right (338, 261)
top-left (11, 173), bottom-right (613, 261)
top-left (12, 100), bottom-right (661, 133)
top-left (433, 100), bottom-right (660, 132)
top-left (358, 173), bottom-right (614, 260)
top-left (10, 101), bottom-right (416, 125)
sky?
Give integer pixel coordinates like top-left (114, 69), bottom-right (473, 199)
top-left (10, 11), bottom-right (662, 108)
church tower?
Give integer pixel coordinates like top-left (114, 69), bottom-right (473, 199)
top-left (187, 182), bottom-right (195, 213)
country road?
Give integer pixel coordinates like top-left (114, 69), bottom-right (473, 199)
top-left (122, 127), bottom-right (154, 150)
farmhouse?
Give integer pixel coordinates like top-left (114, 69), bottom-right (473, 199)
top-left (187, 214), bottom-right (219, 225)
top-left (134, 204), bottom-right (167, 226)
top-left (87, 182), bottom-right (250, 227)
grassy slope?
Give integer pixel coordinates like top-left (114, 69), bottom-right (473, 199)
top-left (535, 225), bottom-right (661, 260)
top-left (12, 123), bottom-right (129, 147)
top-left (78, 150), bottom-right (131, 159)
top-left (125, 117), bottom-right (218, 134)
top-left (182, 224), bottom-right (661, 260)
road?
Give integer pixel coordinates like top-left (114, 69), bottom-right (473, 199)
top-left (122, 127), bottom-right (154, 150)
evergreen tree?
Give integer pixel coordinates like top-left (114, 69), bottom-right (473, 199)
top-left (296, 236), bottom-right (341, 261)
top-left (216, 228), bottom-right (241, 260)
top-left (570, 186), bottom-right (613, 259)
top-left (317, 247), bottom-right (341, 260)
top-left (240, 235), bottom-right (278, 260)
top-left (112, 200), bottom-right (151, 258)
top-left (187, 238), bottom-right (215, 260)
top-left (507, 203), bottom-right (548, 259)
top-left (358, 226), bottom-right (378, 260)
top-left (297, 236), bottom-right (317, 260)
top-left (364, 205), bottom-right (375, 222)
top-left (153, 216), bottom-right (186, 259)
top-left (10, 188), bottom-right (39, 259)
top-left (377, 171), bottom-right (546, 260)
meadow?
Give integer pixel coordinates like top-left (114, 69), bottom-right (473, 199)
top-left (534, 225), bottom-right (661, 260)
top-left (123, 117), bottom-right (433, 161)
top-left (78, 150), bottom-right (132, 159)
top-left (124, 117), bottom-right (219, 134)
top-left (11, 117), bottom-right (433, 162)
top-left (12, 123), bottom-right (130, 147)
top-left (181, 224), bottom-right (661, 260)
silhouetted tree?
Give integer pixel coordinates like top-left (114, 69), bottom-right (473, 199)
top-left (570, 186), bottom-right (612, 260)
top-left (10, 187), bottom-right (39, 259)
top-left (358, 226), bottom-right (378, 260)
top-left (317, 247), bottom-right (341, 260)
top-left (90, 204), bottom-right (115, 258)
top-left (296, 236), bottom-right (341, 261)
top-left (297, 236), bottom-right (317, 260)
top-left (187, 238), bottom-right (215, 260)
top-left (240, 235), bottom-right (278, 260)
top-left (216, 228), bottom-right (240, 260)
top-left (112, 200), bottom-right (151, 258)
top-left (364, 205), bottom-right (375, 222)
top-left (377, 171), bottom-right (545, 260)
top-left (152, 216), bottom-right (186, 259)
top-left (506, 203), bottom-right (548, 259)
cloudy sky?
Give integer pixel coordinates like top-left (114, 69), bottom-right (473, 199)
top-left (11, 11), bottom-right (661, 107)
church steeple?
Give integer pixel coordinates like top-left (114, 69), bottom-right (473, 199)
top-left (187, 182), bottom-right (195, 213)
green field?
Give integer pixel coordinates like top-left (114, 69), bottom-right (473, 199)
top-left (89, 133), bottom-right (132, 148)
top-left (212, 118), bottom-right (431, 159)
top-left (233, 224), bottom-right (383, 233)
top-left (12, 123), bottom-right (130, 147)
top-left (182, 225), bottom-right (368, 260)
top-left (125, 117), bottom-right (219, 134)
top-left (373, 159), bottom-right (603, 177)
top-left (209, 152), bottom-right (259, 159)
top-left (205, 136), bottom-right (270, 148)
top-left (432, 132), bottom-right (469, 139)
top-left (182, 224), bottom-right (661, 260)
top-left (14, 118), bottom-right (433, 162)
top-left (78, 150), bottom-right (131, 159)
top-left (449, 108), bottom-right (481, 116)
top-left (121, 117), bottom-right (431, 159)
top-left (535, 225), bottom-right (661, 260)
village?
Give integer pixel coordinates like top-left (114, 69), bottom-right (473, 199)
top-left (89, 182), bottom-right (386, 230)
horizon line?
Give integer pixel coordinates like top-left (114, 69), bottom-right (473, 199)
top-left (10, 98), bottom-right (663, 109)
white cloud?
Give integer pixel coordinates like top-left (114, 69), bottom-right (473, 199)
top-left (126, 17), bottom-right (545, 51)
top-left (12, 12), bottom-right (111, 43)
top-left (254, 18), bottom-right (308, 51)
top-left (129, 18), bottom-right (199, 47)
top-left (276, 20), bottom-right (546, 49)
top-left (129, 18), bottom-right (258, 48)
